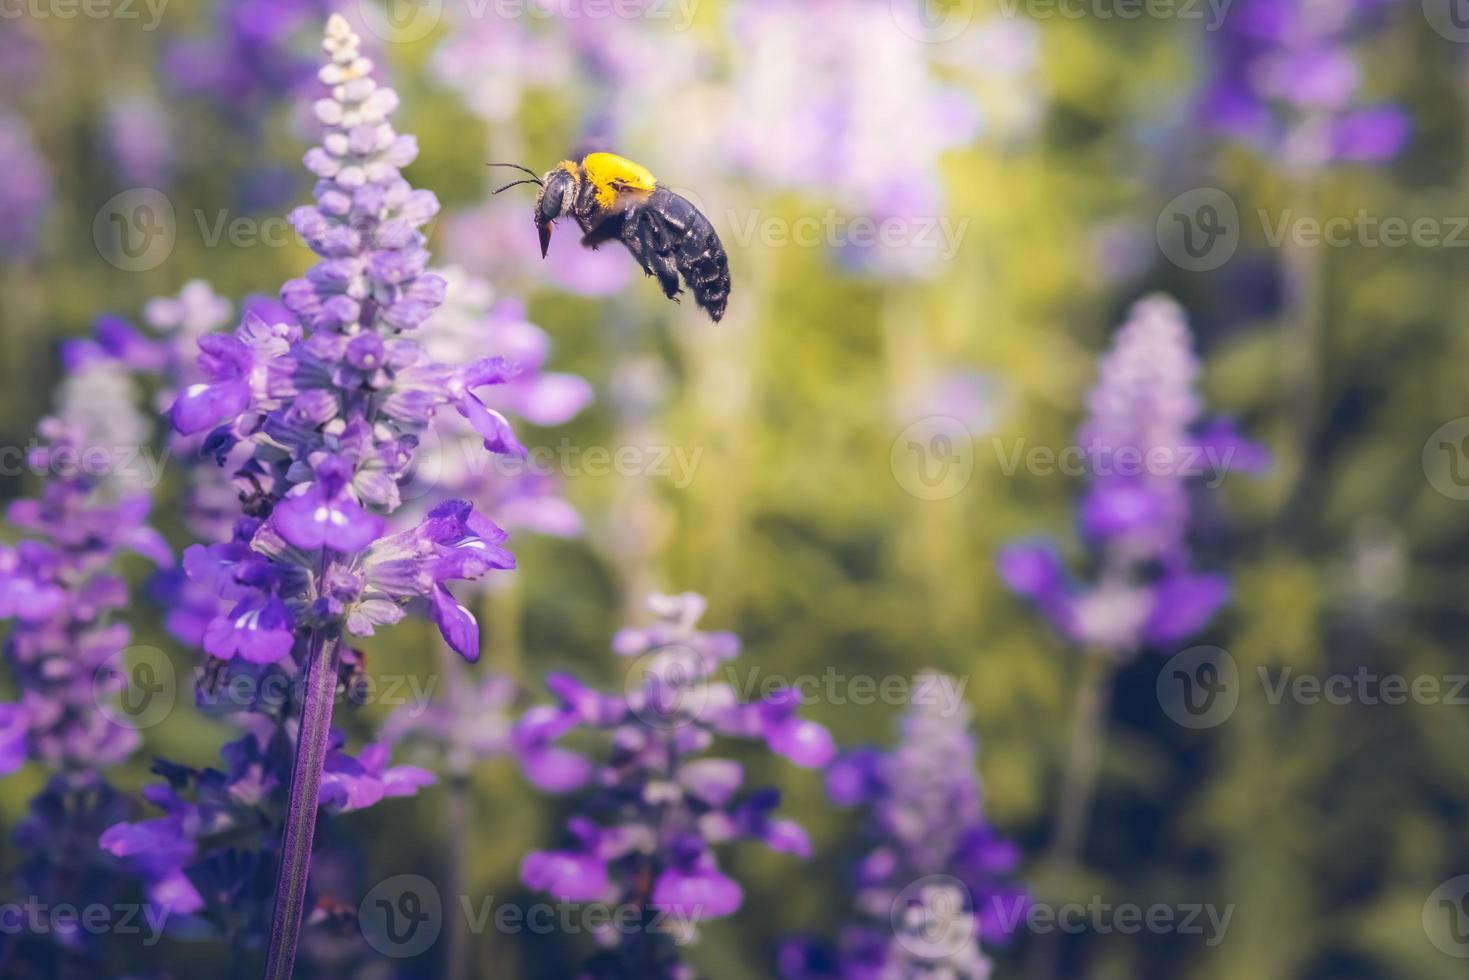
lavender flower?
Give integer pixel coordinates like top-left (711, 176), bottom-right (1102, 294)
top-left (0, 426), bottom-right (170, 775)
top-left (999, 295), bottom-right (1268, 656)
top-left (165, 0), bottom-right (330, 116)
top-left (1200, 0), bottom-right (1409, 169)
top-left (516, 592), bottom-right (834, 978)
top-left (137, 17), bottom-right (524, 975)
top-left (782, 673), bottom-right (1022, 980)
top-left (105, 94), bottom-right (174, 188)
top-left (0, 361), bottom-right (172, 971)
top-left (0, 110), bottom-right (51, 259)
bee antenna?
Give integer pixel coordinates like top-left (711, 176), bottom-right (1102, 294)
top-left (488, 162), bottom-right (543, 185)
top-left (492, 179), bottom-right (543, 195)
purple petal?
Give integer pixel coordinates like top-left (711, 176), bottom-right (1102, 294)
top-left (1079, 482), bottom-right (1163, 539)
top-left (1195, 419), bottom-right (1271, 476)
top-left (521, 850), bottom-right (609, 903)
top-left (766, 718), bottom-right (836, 769)
top-left (651, 863), bottom-right (743, 919)
top-left (519, 747), bottom-right (593, 793)
top-left (171, 381), bottom-right (250, 436)
top-left (457, 394), bottom-right (527, 458)
top-left (1143, 571), bottom-right (1230, 647)
top-left (516, 373), bottom-right (594, 427)
top-left (430, 584), bottom-right (479, 662)
top-left (274, 488), bottom-right (385, 553)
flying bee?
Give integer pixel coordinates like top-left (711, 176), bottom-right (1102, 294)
top-left (491, 153), bottom-right (731, 322)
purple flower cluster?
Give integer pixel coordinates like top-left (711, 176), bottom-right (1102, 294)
top-left (165, 0), bottom-right (331, 116)
top-left (516, 592), bottom-right (834, 978)
top-left (999, 295), bottom-right (1268, 655)
top-left (0, 109), bottom-right (52, 260)
top-left (100, 720), bottom-right (433, 939)
top-left (782, 673), bottom-right (1022, 980)
top-left (0, 358), bottom-right (170, 971)
top-left (0, 419), bottom-right (170, 776)
top-left (169, 15), bottom-right (521, 667)
top-left (94, 16), bottom-right (528, 969)
top-left (1200, 0), bottom-right (1409, 169)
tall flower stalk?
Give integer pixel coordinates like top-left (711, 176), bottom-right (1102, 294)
top-left (782, 673), bottom-right (1023, 980)
top-left (0, 359), bottom-right (173, 974)
top-left (998, 295), bottom-right (1266, 976)
top-left (162, 15), bottom-right (523, 976)
top-left (515, 592), bottom-right (835, 978)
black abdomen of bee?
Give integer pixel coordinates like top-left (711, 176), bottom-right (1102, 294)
top-left (644, 187), bottom-right (731, 322)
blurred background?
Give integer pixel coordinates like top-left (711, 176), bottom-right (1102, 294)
top-left (1, 0), bottom-right (1468, 977)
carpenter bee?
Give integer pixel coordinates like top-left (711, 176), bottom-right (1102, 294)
top-left (491, 153), bottom-right (731, 322)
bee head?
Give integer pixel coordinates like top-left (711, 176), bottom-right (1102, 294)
top-left (489, 161), bottom-right (576, 258)
top-left (533, 165), bottom-right (579, 259)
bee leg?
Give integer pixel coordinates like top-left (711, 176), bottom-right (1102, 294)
top-left (579, 217), bottom-right (622, 253)
top-left (630, 210), bottom-right (683, 301)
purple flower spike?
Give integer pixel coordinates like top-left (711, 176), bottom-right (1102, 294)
top-left (516, 593), bottom-right (827, 975)
top-left (130, 16), bottom-right (521, 977)
top-left (1001, 296), bottom-right (1266, 657)
top-left (786, 674), bottom-right (1023, 979)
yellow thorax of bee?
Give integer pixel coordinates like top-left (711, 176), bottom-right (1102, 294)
top-left (578, 152), bottom-right (658, 209)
